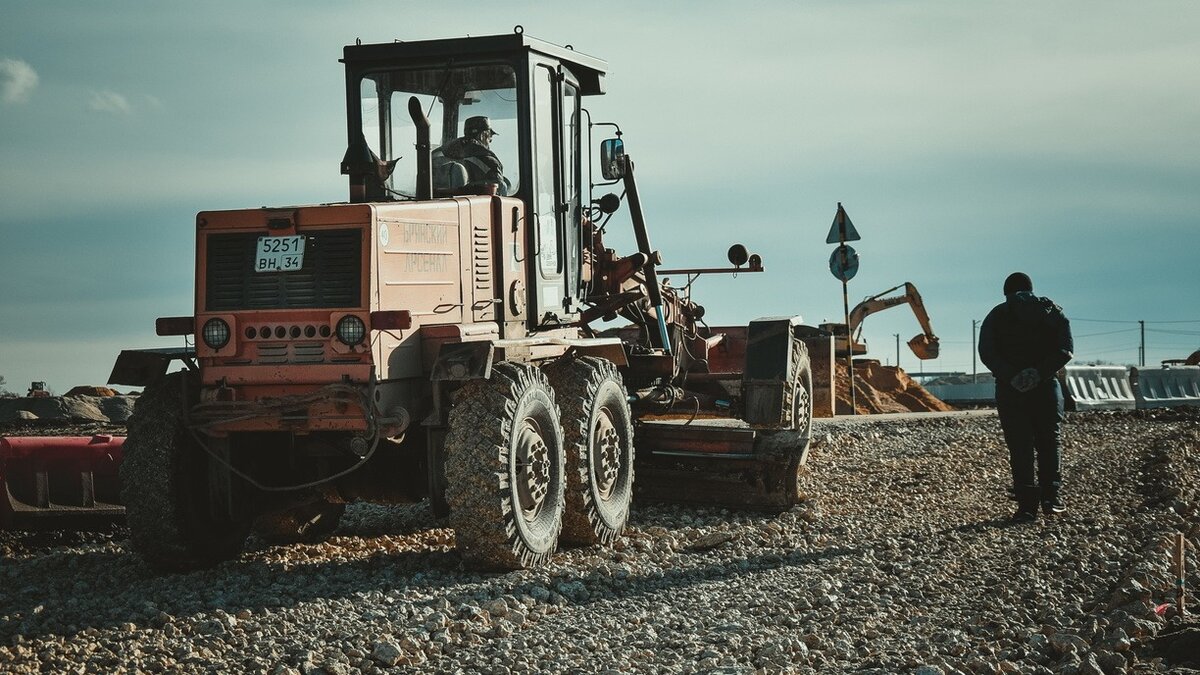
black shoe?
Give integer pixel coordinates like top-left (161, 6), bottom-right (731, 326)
top-left (1012, 508), bottom-right (1037, 523)
top-left (1042, 499), bottom-right (1066, 515)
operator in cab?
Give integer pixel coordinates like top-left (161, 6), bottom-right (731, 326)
top-left (440, 115), bottom-right (511, 195)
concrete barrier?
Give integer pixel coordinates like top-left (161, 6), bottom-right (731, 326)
top-left (1132, 365), bottom-right (1200, 409)
top-left (923, 382), bottom-right (995, 405)
top-left (1064, 366), bottom-right (1135, 411)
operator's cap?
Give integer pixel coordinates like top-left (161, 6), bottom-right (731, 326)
top-left (464, 116), bottom-right (498, 137)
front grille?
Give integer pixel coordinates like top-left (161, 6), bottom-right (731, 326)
top-left (205, 229), bottom-right (362, 311)
top-left (256, 341), bottom-right (328, 364)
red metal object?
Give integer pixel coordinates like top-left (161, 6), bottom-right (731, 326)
top-left (0, 435), bottom-right (126, 528)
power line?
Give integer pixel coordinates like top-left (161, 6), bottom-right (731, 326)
top-left (1142, 326), bottom-right (1200, 333)
top-left (1074, 328), bottom-right (1137, 338)
top-left (1073, 318), bottom-right (1199, 324)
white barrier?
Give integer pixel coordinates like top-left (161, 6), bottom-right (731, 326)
top-left (1063, 366), bottom-right (1136, 411)
top-left (1133, 366), bottom-right (1200, 409)
top-left (924, 382), bottom-right (995, 404)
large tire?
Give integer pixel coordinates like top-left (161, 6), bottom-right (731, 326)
top-left (254, 501), bottom-right (345, 545)
top-left (545, 356), bottom-right (634, 545)
top-left (120, 372), bottom-right (250, 571)
top-left (444, 362), bottom-right (566, 569)
top-left (778, 339), bottom-right (815, 504)
top-left (788, 339), bottom-right (815, 446)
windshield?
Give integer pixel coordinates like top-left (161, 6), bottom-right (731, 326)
top-left (359, 64), bottom-right (519, 197)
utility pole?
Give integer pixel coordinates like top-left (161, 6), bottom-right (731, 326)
top-left (894, 333), bottom-right (900, 371)
top-left (1139, 320), bottom-right (1145, 367)
top-left (972, 319), bottom-right (978, 383)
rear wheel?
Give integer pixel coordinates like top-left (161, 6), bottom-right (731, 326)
top-left (120, 372), bottom-right (250, 570)
top-left (546, 356), bottom-right (634, 545)
top-left (444, 362), bottom-right (566, 569)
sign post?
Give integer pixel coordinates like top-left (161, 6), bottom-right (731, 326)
top-left (827, 202), bottom-right (861, 415)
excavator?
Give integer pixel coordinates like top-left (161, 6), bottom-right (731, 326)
top-left (820, 282), bottom-right (940, 361)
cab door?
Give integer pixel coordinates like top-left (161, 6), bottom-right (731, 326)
top-left (529, 62), bottom-right (584, 328)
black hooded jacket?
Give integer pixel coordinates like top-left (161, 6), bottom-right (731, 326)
top-left (978, 291), bottom-right (1074, 388)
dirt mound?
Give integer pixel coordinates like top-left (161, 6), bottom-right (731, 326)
top-left (0, 395), bottom-right (137, 424)
top-left (835, 360), bottom-right (955, 415)
top-left (63, 386), bottom-right (121, 397)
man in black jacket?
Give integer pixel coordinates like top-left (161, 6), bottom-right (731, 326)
top-left (979, 272), bottom-right (1074, 522)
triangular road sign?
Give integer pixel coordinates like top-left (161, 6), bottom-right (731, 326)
top-left (825, 202), bottom-right (862, 244)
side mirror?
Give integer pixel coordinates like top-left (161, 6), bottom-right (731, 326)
top-left (599, 138), bottom-right (626, 180)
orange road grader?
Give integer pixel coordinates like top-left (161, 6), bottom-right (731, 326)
top-left (107, 31), bottom-right (815, 570)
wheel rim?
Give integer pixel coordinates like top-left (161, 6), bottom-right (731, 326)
top-left (515, 417), bottom-right (551, 521)
top-left (592, 406), bottom-right (623, 500)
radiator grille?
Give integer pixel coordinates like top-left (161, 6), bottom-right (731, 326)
top-left (255, 341), bottom-right (327, 364)
top-left (205, 230), bottom-right (362, 311)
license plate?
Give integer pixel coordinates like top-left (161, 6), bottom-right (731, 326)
top-left (255, 235), bottom-right (306, 272)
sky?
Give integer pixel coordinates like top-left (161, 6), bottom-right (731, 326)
top-left (1, 0), bottom-right (1198, 394)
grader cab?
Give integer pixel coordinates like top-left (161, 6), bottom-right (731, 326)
top-left (109, 30), bottom-right (815, 570)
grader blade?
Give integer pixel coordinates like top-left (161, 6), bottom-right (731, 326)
top-left (0, 435), bottom-right (126, 529)
top-left (633, 420), bottom-right (809, 510)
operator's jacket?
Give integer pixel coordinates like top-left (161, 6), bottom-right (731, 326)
top-left (978, 291), bottom-right (1074, 392)
top-left (440, 137), bottom-right (507, 194)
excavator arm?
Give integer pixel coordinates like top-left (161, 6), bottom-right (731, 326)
top-left (848, 282), bottom-right (940, 360)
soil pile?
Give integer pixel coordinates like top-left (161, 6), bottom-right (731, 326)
top-left (0, 391), bottom-right (137, 424)
top-left (835, 359), bottom-right (955, 415)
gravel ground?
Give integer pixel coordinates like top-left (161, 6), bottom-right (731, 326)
top-left (2, 408), bottom-right (1199, 674)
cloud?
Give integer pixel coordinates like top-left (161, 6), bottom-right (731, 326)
top-left (0, 57), bottom-right (38, 104)
top-left (88, 89), bottom-right (134, 114)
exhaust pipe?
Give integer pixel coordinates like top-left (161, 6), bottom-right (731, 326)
top-left (408, 96), bottom-right (432, 201)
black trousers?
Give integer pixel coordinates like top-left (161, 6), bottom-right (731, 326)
top-left (997, 379), bottom-right (1064, 510)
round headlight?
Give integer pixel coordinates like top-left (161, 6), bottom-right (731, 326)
top-left (202, 318), bottom-right (230, 349)
top-left (336, 315), bottom-right (366, 345)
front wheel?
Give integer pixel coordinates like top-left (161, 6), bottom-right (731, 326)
top-left (444, 362), bottom-right (566, 569)
top-left (120, 372), bottom-right (250, 570)
top-left (546, 356), bottom-right (635, 546)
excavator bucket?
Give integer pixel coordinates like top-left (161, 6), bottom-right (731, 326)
top-left (629, 318), bottom-right (814, 511)
top-left (908, 333), bottom-right (940, 360)
top-left (0, 435), bottom-right (125, 529)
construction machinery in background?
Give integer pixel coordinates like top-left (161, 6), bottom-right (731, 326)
top-left (107, 30), bottom-right (814, 571)
top-left (26, 382), bottom-right (50, 398)
top-left (820, 281), bottom-right (940, 361)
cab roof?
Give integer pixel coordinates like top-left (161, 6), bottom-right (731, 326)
top-left (341, 33), bottom-right (608, 95)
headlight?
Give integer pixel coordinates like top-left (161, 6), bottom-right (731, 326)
top-left (336, 315), bottom-right (366, 345)
top-left (202, 318), bottom-right (230, 349)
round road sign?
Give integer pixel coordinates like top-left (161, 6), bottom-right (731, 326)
top-left (829, 244), bottom-right (859, 282)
